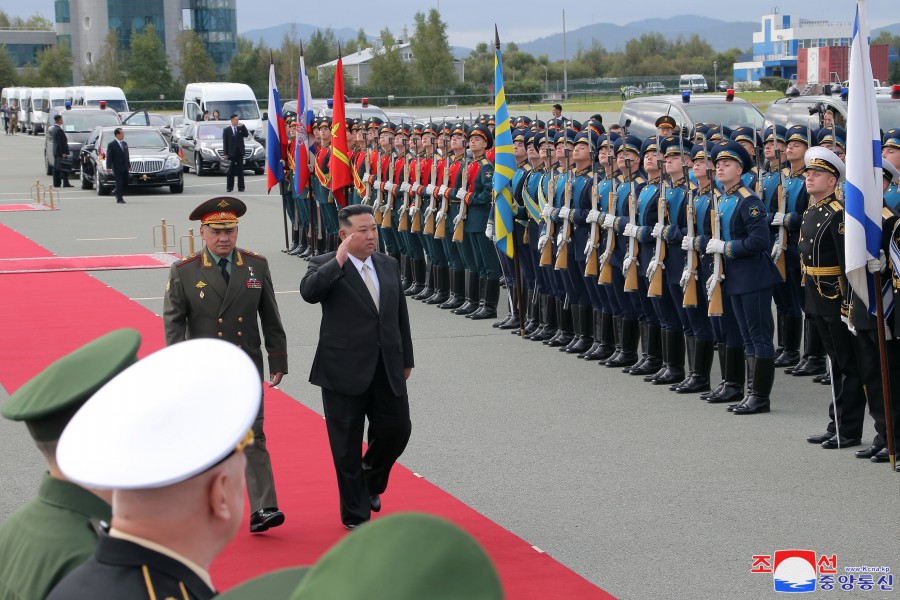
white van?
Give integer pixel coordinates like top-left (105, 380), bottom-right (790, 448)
top-left (183, 82), bottom-right (262, 135)
top-left (29, 87), bottom-right (47, 134)
top-left (75, 86), bottom-right (129, 112)
top-left (679, 74), bottom-right (709, 93)
top-left (44, 87), bottom-right (68, 111)
top-left (19, 88), bottom-right (33, 132)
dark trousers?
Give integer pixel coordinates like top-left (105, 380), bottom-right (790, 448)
top-left (321, 355), bottom-right (412, 525)
top-left (112, 170), bottom-right (127, 202)
top-left (814, 315), bottom-right (866, 440)
top-left (853, 333), bottom-right (900, 448)
top-left (226, 156), bottom-right (245, 191)
top-left (52, 159), bottom-right (69, 187)
top-left (731, 288), bottom-right (775, 358)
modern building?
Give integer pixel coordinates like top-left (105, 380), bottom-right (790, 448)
top-left (0, 29), bottom-right (57, 69)
top-left (733, 11), bottom-right (853, 84)
top-left (317, 42), bottom-right (465, 87)
top-left (54, 0), bottom-right (235, 84)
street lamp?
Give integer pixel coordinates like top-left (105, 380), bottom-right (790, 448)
top-left (713, 61), bottom-right (718, 91)
top-left (541, 64), bottom-right (548, 97)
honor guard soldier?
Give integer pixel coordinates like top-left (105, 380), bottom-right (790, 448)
top-left (409, 122), bottom-right (446, 302)
top-left (314, 116), bottom-right (340, 252)
top-left (523, 130), bottom-right (558, 341)
top-left (163, 197), bottom-right (287, 533)
top-left (798, 147), bottom-right (866, 449)
top-left (0, 330), bottom-right (141, 600)
top-left (883, 129), bottom-right (900, 212)
top-left (706, 141), bottom-right (780, 415)
top-left (817, 126), bottom-right (846, 161)
top-left (284, 114), bottom-right (309, 257)
top-left (47, 340), bottom-right (262, 600)
top-left (730, 127), bottom-right (762, 193)
top-left (433, 123), bottom-right (469, 311)
top-left (349, 118), bottom-right (366, 206)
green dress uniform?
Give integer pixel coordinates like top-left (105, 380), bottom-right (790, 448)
top-left (0, 475), bottom-right (111, 600)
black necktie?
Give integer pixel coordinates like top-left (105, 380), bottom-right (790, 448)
top-left (218, 258), bottom-right (229, 284)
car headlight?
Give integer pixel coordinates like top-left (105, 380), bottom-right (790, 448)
top-left (200, 147), bottom-right (216, 157)
top-left (164, 155), bottom-right (181, 170)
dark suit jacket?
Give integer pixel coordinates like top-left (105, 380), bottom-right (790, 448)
top-left (51, 124), bottom-right (68, 159)
top-left (162, 247), bottom-right (288, 377)
top-left (222, 124), bottom-right (248, 159)
top-left (46, 535), bottom-right (215, 600)
top-left (300, 251), bottom-right (414, 396)
top-left (105, 139), bottom-right (130, 174)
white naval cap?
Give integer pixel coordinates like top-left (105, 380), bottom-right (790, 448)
top-left (57, 339), bottom-right (261, 490)
top-left (804, 146), bottom-right (845, 181)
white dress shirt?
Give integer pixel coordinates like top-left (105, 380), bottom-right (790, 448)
top-left (347, 253), bottom-right (380, 299)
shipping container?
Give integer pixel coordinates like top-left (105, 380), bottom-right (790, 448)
top-left (797, 44), bottom-right (889, 86)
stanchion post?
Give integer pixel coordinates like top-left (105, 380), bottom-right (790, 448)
top-left (153, 218), bottom-right (176, 254)
top-left (179, 227), bottom-right (198, 258)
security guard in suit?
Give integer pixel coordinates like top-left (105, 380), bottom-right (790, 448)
top-left (0, 330), bottom-right (140, 600)
top-left (163, 197), bottom-right (288, 533)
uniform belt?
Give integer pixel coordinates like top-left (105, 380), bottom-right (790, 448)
top-left (802, 265), bottom-right (841, 276)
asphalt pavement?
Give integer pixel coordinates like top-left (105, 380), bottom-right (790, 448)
top-left (0, 129), bottom-right (897, 600)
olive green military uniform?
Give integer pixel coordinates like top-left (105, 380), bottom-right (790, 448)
top-left (163, 247), bottom-right (287, 513)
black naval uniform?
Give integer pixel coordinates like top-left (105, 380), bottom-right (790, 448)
top-left (47, 534), bottom-right (215, 600)
top-left (798, 192), bottom-right (866, 444)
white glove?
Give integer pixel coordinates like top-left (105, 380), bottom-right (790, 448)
top-left (436, 210), bottom-right (445, 223)
top-left (771, 242), bottom-right (783, 262)
top-left (556, 232), bottom-right (565, 246)
top-left (485, 223), bottom-right (494, 239)
top-left (681, 236), bottom-right (694, 251)
top-left (423, 206), bottom-right (433, 219)
top-left (624, 223), bottom-right (639, 238)
top-left (646, 258), bottom-right (659, 279)
top-left (362, 173), bottom-right (370, 183)
top-left (399, 182), bottom-right (411, 193)
top-left (453, 214), bottom-right (463, 227)
top-left (706, 239), bottom-right (726, 255)
top-left (373, 179), bottom-right (382, 189)
top-left (771, 212), bottom-right (785, 227)
top-left (455, 188), bottom-right (467, 201)
top-left (408, 205), bottom-right (418, 217)
top-left (425, 184), bottom-right (436, 196)
top-left (868, 249), bottom-right (887, 273)
top-left (586, 209), bottom-right (601, 224)
top-left (541, 205), bottom-right (553, 219)
top-left (558, 207), bottom-right (571, 220)
top-left (598, 250), bottom-right (610, 265)
top-left (679, 268), bottom-right (691, 289)
top-left (584, 239), bottom-right (594, 257)
top-left (652, 222), bottom-right (664, 238)
top-left (411, 183), bottom-right (421, 194)
top-left (362, 195), bottom-right (370, 204)
top-left (623, 256), bottom-right (634, 275)
top-left (705, 273), bottom-right (717, 298)
top-left (602, 214), bottom-right (616, 229)
top-left (385, 182), bottom-right (396, 193)
top-left (538, 234), bottom-right (549, 253)
top-left (437, 185), bottom-right (448, 198)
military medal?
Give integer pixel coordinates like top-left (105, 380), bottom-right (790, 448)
top-left (246, 266), bottom-right (262, 289)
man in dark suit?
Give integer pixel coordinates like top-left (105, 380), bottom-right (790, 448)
top-left (50, 114), bottom-right (73, 188)
top-left (106, 127), bottom-right (130, 203)
top-left (300, 204), bottom-right (414, 530)
top-left (222, 113), bottom-right (248, 193)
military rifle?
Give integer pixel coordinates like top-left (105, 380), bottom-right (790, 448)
top-left (410, 135), bottom-right (423, 234)
top-left (372, 141), bottom-right (385, 224)
top-left (597, 141), bottom-right (617, 285)
top-left (648, 135), bottom-right (667, 297)
top-left (362, 138), bottom-right (372, 205)
top-left (623, 156), bottom-right (640, 292)
top-left (398, 138), bottom-right (412, 232)
top-left (555, 126), bottom-right (572, 270)
top-left (773, 142), bottom-right (788, 281)
top-left (382, 135), bottom-right (396, 228)
top-left (424, 120), bottom-right (439, 235)
top-left (452, 152), bottom-right (470, 243)
top-left (584, 127), bottom-right (600, 277)
top-left (705, 132), bottom-right (724, 316)
top-left (539, 140), bottom-right (557, 266)
top-left (434, 138), bottom-right (452, 241)
top-left (681, 133), bottom-right (698, 308)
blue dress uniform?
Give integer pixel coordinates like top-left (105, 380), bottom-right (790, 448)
top-left (604, 135), bottom-right (646, 369)
top-left (523, 132), bottom-right (558, 341)
top-left (688, 143), bottom-right (746, 404)
top-left (883, 129), bottom-right (900, 212)
top-left (797, 147), bottom-right (867, 447)
top-left (707, 141), bottom-right (780, 415)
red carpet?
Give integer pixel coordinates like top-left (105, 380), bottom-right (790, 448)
top-left (0, 253), bottom-right (177, 273)
top-left (0, 223), bottom-right (614, 599)
top-left (0, 204), bottom-right (54, 212)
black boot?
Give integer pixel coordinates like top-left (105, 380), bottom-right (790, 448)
top-left (590, 311), bottom-right (616, 362)
top-left (774, 314), bottom-right (802, 367)
top-left (453, 271), bottom-right (481, 315)
top-left (425, 266), bottom-right (450, 304)
top-left (546, 302), bottom-right (574, 347)
top-left (286, 227), bottom-right (301, 254)
top-left (438, 269), bottom-right (465, 309)
top-left (733, 357), bottom-right (773, 414)
top-left (579, 309), bottom-right (603, 359)
top-left (405, 258), bottom-right (426, 296)
top-left (561, 304), bottom-right (584, 352)
top-left (465, 278), bottom-right (488, 318)
top-left (644, 328), bottom-right (670, 383)
top-left (470, 278), bottom-right (500, 320)
top-left (412, 261), bottom-right (434, 299)
top-left (399, 256), bottom-right (412, 291)
top-left (791, 318), bottom-right (826, 376)
top-left (520, 289), bottom-right (539, 335)
top-left (670, 335), bottom-right (695, 390)
top-left (676, 338), bottom-right (714, 394)
top-left (565, 305), bottom-right (594, 354)
top-left (631, 325), bottom-right (663, 376)
top-left (654, 330), bottom-right (685, 385)
top-left (607, 318), bottom-right (639, 367)
top-left (530, 295), bottom-right (557, 341)
top-left (624, 321), bottom-right (650, 374)
top-left (785, 316), bottom-right (810, 374)
top-left (701, 344), bottom-right (726, 400)
top-left (602, 315), bottom-right (624, 365)
top-left (774, 312), bottom-right (785, 361)
top-left (728, 355), bottom-right (755, 411)
top-left (495, 284), bottom-right (517, 328)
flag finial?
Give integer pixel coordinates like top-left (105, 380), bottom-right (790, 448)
top-left (494, 25), bottom-right (500, 50)
top-left (300, 41), bottom-right (304, 56)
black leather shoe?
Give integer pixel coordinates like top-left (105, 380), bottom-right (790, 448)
top-left (249, 508), bottom-right (285, 533)
top-left (732, 396), bottom-right (770, 414)
top-left (855, 444), bottom-right (884, 459)
top-left (807, 432), bottom-right (834, 444)
top-left (871, 448), bottom-right (891, 463)
top-left (369, 494), bottom-right (381, 513)
top-left (343, 520), bottom-right (367, 531)
top-left (821, 436), bottom-right (861, 449)
top-left (818, 374), bottom-right (831, 386)
top-left (791, 356), bottom-right (826, 376)
top-left (62, 183), bottom-right (74, 188)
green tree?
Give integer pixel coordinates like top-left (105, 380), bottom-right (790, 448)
top-left (275, 29), bottom-right (302, 98)
top-left (35, 38), bottom-right (73, 85)
top-left (176, 29), bottom-right (217, 85)
top-left (874, 31), bottom-right (900, 84)
top-left (25, 14), bottom-right (53, 29)
top-left (344, 28), bottom-right (370, 55)
top-left (0, 45), bottom-right (17, 86)
top-left (81, 30), bottom-right (126, 85)
top-left (368, 29), bottom-right (410, 94)
top-left (0, 11), bottom-right (53, 29)
top-left (18, 63), bottom-right (40, 86)
top-left (228, 37), bottom-right (268, 98)
top-left (409, 9), bottom-right (456, 92)
top-left (306, 28), bottom-right (338, 67)
top-left (127, 24), bottom-right (173, 99)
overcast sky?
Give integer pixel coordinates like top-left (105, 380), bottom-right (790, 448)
top-left (2, 0), bottom-right (896, 48)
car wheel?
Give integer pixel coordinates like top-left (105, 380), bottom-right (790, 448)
top-left (170, 182), bottom-right (184, 194)
top-left (81, 169), bottom-right (93, 190)
top-left (182, 162), bottom-right (189, 173)
top-left (253, 168), bottom-right (264, 175)
top-left (195, 153), bottom-right (205, 176)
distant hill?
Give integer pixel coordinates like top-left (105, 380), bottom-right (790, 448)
top-left (873, 23), bottom-right (900, 37)
top-left (240, 23), bottom-right (363, 48)
top-left (518, 16), bottom-right (758, 60)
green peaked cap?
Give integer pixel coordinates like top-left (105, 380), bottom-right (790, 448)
top-left (2, 329), bottom-right (141, 441)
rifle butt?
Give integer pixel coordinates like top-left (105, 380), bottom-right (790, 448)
top-left (398, 213), bottom-right (409, 232)
top-left (776, 253), bottom-right (786, 281)
top-left (708, 287), bottom-right (724, 316)
top-left (452, 220), bottom-right (464, 243)
top-left (648, 270), bottom-right (664, 297)
top-left (682, 277), bottom-right (698, 308)
top-left (554, 242), bottom-right (569, 270)
top-left (424, 216), bottom-right (435, 236)
top-left (584, 251), bottom-right (598, 277)
top-left (598, 262), bottom-right (613, 284)
top-left (624, 264), bottom-right (639, 291)
top-left (382, 209), bottom-right (393, 229)
top-left (411, 216), bottom-right (422, 233)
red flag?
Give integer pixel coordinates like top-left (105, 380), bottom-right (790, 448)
top-left (329, 55), bottom-right (352, 207)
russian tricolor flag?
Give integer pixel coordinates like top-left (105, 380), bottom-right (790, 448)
top-left (266, 62), bottom-right (287, 193)
top-left (294, 50), bottom-right (314, 195)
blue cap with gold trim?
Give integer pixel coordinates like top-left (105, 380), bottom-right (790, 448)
top-left (882, 128), bottom-right (900, 150)
top-left (712, 140), bottom-right (753, 173)
top-left (817, 126), bottom-right (846, 150)
top-left (786, 125), bottom-right (812, 146)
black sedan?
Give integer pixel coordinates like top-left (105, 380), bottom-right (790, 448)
top-left (79, 126), bottom-right (184, 194)
top-left (178, 121), bottom-right (265, 176)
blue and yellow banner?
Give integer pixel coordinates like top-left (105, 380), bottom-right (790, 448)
top-left (492, 34), bottom-right (516, 259)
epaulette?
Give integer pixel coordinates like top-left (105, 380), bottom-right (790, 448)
top-left (883, 207), bottom-right (895, 220)
top-left (738, 187), bottom-right (753, 198)
top-left (480, 158), bottom-right (490, 166)
top-left (781, 167), bottom-right (790, 177)
top-left (238, 248), bottom-right (267, 262)
top-left (634, 175), bottom-right (646, 184)
top-left (830, 200), bottom-right (843, 212)
top-left (175, 253), bottom-right (201, 267)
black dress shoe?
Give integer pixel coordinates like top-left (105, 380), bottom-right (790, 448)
top-left (369, 494), bottom-right (381, 513)
top-left (226, 189), bottom-right (233, 193)
top-left (238, 188), bottom-right (245, 192)
top-left (871, 448), bottom-right (891, 463)
top-left (855, 444), bottom-right (884, 459)
top-left (249, 508), bottom-right (285, 533)
top-left (343, 520), bottom-right (367, 531)
top-left (807, 431), bottom-right (835, 444)
top-left (116, 199), bottom-right (125, 204)
top-left (62, 183), bottom-right (74, 188)
top-left (821, 436), bottom-right (861, 449)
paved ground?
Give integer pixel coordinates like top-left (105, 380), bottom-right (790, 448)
top-left (0, 129), bottom-right (897, 600)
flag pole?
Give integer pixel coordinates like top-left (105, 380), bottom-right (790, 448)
top-left (270, 50), bottom-right (290, 250)
top-left (873, 271), bottom-right (896, 469)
